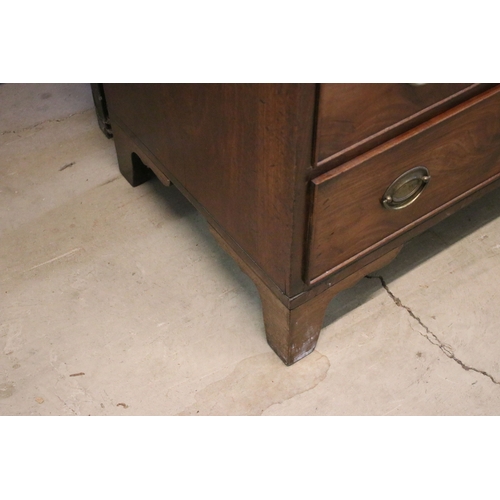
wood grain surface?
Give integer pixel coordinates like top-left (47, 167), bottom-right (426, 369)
top-left (104, 84), bottom-right (317, 295)
top-left (314, 83), bottom-right (496, 165)
top-left (307, 85), bottom-right (500, 283)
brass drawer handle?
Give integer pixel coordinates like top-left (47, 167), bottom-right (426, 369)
top-left (382, 166), bottom-right (431, 210)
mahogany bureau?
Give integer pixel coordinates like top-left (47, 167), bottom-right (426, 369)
top-left (103, 83), bottom-right (500, 365)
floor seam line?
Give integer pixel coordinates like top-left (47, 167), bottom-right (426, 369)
top-left (0, 108), bottom-right (94, 135)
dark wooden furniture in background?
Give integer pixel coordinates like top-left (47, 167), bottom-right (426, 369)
top-left (91, 83), bottom-right (113, 138)
top-left (103, 83), bottom-right (500, 365)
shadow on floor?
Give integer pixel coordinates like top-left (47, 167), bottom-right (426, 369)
top-left (134, 173), bottom-right (500, 338)
top-left (324, 186), bottom-right (500, 327)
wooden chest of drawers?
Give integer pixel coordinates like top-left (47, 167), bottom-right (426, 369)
top-left (103, 83), bottom-right (500, 365)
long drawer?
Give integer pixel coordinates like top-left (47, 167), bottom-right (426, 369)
top-left (315, 83), bottom-right (495, 164)
top-left (306, 85), bottom-right (500, 284)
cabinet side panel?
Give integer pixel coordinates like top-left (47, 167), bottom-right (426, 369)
top-left (104, 84), bottom-right (316, 294)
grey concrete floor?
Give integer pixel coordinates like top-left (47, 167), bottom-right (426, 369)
top-left (1, 83), bottom-right (500, 416)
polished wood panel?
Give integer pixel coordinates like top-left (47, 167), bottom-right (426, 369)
top-left (104, 84), bottom-right (317, 295)
top-left (315, 83), bottom-right (495, 164)
top-left (307, 86), bottom-right (500, 284)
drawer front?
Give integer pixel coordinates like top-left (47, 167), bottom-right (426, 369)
top-left (315, 83), bottom-right (489, 164)
top-left (306, 86), bottom-right (500, 284)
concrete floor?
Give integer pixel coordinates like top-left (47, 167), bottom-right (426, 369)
top-left (1, 83), bottom-right (500, 416)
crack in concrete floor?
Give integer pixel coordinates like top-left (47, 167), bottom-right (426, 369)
top-left (367, 275), bottom-right (500, 386)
